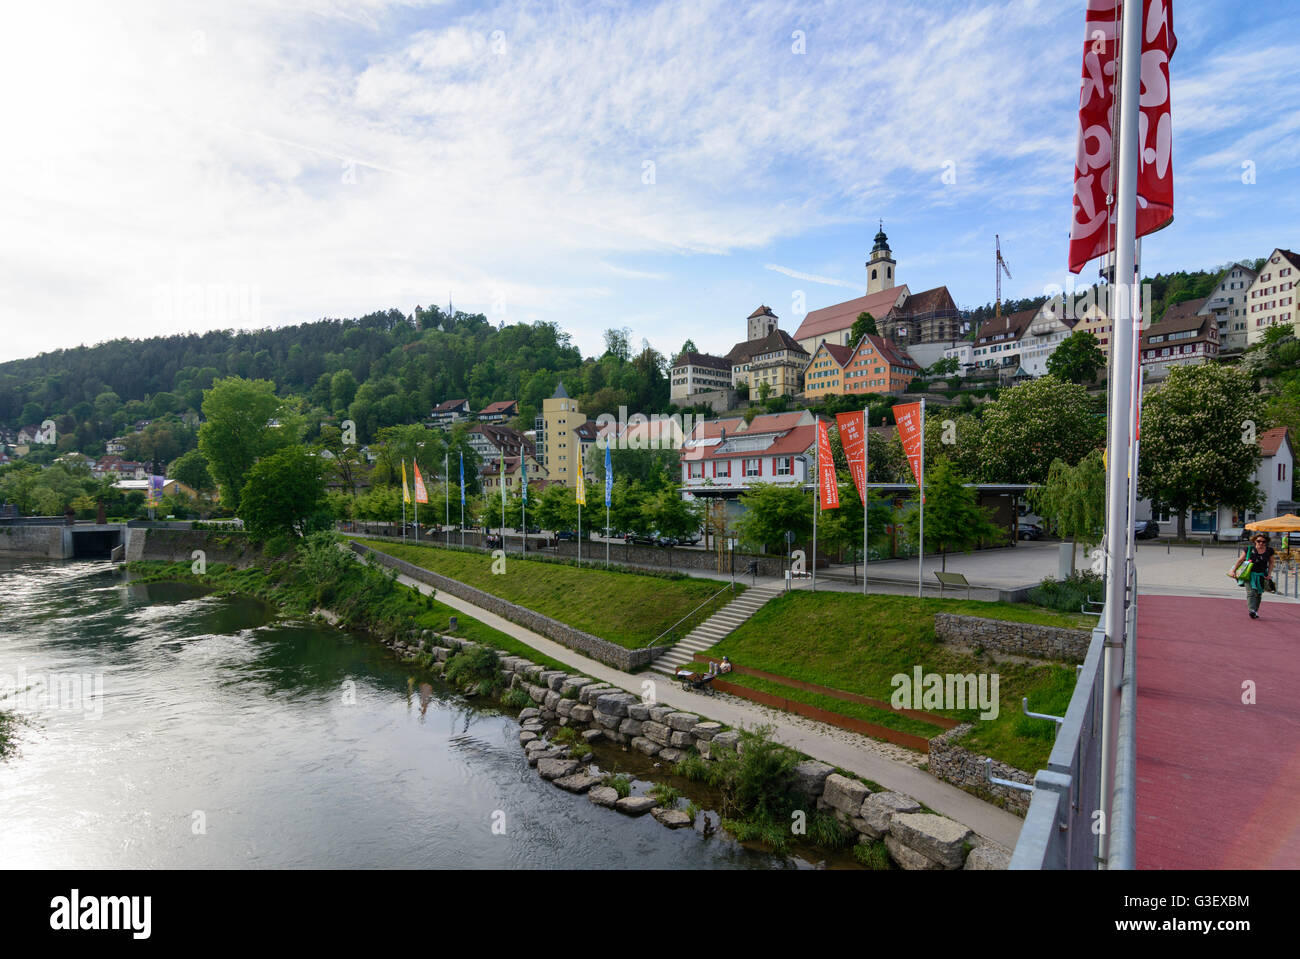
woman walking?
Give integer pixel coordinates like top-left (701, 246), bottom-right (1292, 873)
top-left (1236, 533), bottom-right (1276, 619)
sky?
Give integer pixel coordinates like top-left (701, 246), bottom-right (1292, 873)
top-left (1, 0), bottom-right (1297, 365)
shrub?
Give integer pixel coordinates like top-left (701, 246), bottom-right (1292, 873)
top-left (710, 725), bottom-right (801, 824)
top-left (853, 840), bottom-right (892, 870)
top-left (500, 687), bottom-right (532, 710)
top-left (808, 811), bottom-right (854, 851)
top-left (603, 773), bottom-right (632, 799)
top-left (648, 782), bottom-right (682, 807)
top-left (674, 751), bottom-right (713, 783)
top-left (444, 645), bottom-right (503, 697)
top-left (1027, 570), bottom-right (1104, 613)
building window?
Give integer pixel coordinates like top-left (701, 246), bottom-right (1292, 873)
top-left (744, 458), bottom-right (761, 477)
top-left (716, 461), bottom-right (730, 477)
top-left (688, 462), bottom-right (703, 479)
top-left (1280, 463), bottom-right (1288, 482)
top-left (776, 457), bottom-right (793, 476)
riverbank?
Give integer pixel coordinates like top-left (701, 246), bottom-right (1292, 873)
top-left (129, 533), bottom-right (1016, 864)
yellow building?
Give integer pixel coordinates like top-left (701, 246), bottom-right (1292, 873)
top-left (726, 327), bottom-right (809, 398)
top-left (802, 343), bottom-right (854, 400)
top-left (533, 382), bottom-right (584, 488)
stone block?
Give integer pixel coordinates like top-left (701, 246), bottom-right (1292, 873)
top-left (665, 712), bottom-right (700, 731)
top-left (588, 786), bottom-right (619, 807)
top-left (556, 699), bottom-right (575, 718)
top-left (669, 730), bottom-right (694, 748)
top-left (690, 722), bottom-right (722, 741)
top-left (861, 792), bottom-right (921, 839)
top-left (641, 721), bottom-right (671, 746)
top-left (627, 703), bottom-right (652, 721)
top-left (888, 813), bottom-right (972, 870)
top-left (884, 835), bottom-right (944, 871)
top-left (658, 748), bottom-right (685, 763)
top-left (619, 718), bottom-right (644, 737)
top-left (569, 704), bottom-right (594, 723)
top-left (791, 760), bottom-right (835, 798)
top-left (822, 774), bottom-right (871, 816)
top-left (595, 692), bottom-right (639, 718)
top-left (614, 796), bottom-right (658, 816)
top-left (964, 842), bottom-right (1011, 870)
top-left (630, 736), bottom-right (661, 756)
top-left (537, 757), bottom-right (580, 781)
top-left (553, 773), bottom-right (602, 794)
top-left (651, 808), bottom-right (693, 828)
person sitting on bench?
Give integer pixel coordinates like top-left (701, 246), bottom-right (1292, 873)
top-left (718, 656), bottom-right (732, 674)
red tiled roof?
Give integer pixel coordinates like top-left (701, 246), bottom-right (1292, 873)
top-left (792, 287), bottom-right (909, 343)
top-left (815, 342), bottom-right (855, 368)
top-left (976, 307), bottom-right (1036, 344)
top-left (748, 305), bottom-right (777, 320)
top-left (890, 285), bottom-right (957, 317)
top-left (1260, 427), bottom-right (1291, 458)
top-left (432, 398), bottom-right (469, 413)
top-left (685, 423), bottom-right (817, 462)
top-left (479, 400), bottom-right (517, 416)
top-left (854, 334), bottom-right (920, 371)
top-left (672, 351), bottom-right (730, 370)
top-left (726, 328), bottom-right (808, 364)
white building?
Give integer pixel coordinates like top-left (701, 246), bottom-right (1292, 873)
top-left (1020, 300), bottom-right (1076, 377)
top-left (679, 411), bottom-right (815, 498)
top-left (1137, 427), bottom-right (1295, 538)
top-left (669, 351), bottom-right (732, 402)
top-left (1198, 263), bottom-right (1257, 354)
top-left (971, 307), bottom-right (1035, 378)
top-left (1244, 248), bottom-right (1300, 345)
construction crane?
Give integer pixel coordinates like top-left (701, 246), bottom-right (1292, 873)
top-left (995, 234), bottom-right (1012, 320)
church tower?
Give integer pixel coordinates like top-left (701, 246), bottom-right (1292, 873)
top-left (866, 223), bottom-right (896, 295)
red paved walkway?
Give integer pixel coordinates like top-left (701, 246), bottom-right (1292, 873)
top-left (1136, 594), bottom-right (1300, 868)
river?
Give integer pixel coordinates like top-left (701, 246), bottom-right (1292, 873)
top-left (0, 559), bottom-right (826, 869)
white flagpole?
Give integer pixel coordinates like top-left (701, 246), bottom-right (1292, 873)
top-left (863, 407), bottom-right (869, 596)
top-left (444, 453), bottom-right (449, 547)
top-left (812, 422), bottom-right (818, 593)
top-left (414, 460), bottom-right (419, 542)
top-left (917, 399), bottom-right (925, 598)
top-left (402, 462), bottom-right (407, 545)
top-left (1100, 0), bottom-right (1143, 869)
top-left (578, 502), bottom-right (582, 566)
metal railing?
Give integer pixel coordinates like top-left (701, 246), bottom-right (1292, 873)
top-left (642, 581), bottom-right (736, 650)
top-left (1010, 572), bottom-right (1138, 869)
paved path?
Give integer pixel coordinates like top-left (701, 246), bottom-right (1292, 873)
top-left (393, 570), bottom-right (1024, 849)
top-left (1135, 594), bottom-right (1300, 869)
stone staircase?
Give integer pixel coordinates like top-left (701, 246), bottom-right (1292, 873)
top-left (651, 583), bottom-right (785, 675)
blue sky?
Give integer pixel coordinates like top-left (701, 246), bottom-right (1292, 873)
top-left (1, 0), bottom-right (1296, 365)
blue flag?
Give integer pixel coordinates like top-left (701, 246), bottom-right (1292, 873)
top-left (604, 442), bottom-right (612, 508)
top-left (459, 451), bottom-right (465, 505)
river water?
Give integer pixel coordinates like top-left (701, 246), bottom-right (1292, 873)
top-left (0, 559), bottom-right (820, 869)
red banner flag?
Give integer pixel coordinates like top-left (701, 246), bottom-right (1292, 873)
top-left (413, 463), bottom-right (428, 504)
top-left (834, 412), bottom-right (868, 505)
top-left (892, 402), bottom-right (924, 489)
top-left (1068, 0), bottom-right (1177, 274)
top-left (816, 419), bottom-right (839, 509)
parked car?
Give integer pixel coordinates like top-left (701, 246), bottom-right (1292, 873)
top-left (1017, 522), bottom-right (1044, 541)
top-left (625, 531), bottom-right (676, 547)
top-left (677, 530), bottom-right (702, 546)
top-left (555, 529), bottom-right (577, 541)
top-left (1133, 519), bottom-right (1160, 539)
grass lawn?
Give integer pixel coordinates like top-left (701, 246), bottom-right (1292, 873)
top-left (704, 592), bottom-right (1086, 771)
top-left (365, 540), bottom-right (740, 649)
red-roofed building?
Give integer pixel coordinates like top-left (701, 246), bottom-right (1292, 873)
top-left (478, 400), bottom-right (518, 423)
top-left (803, 342), bottom-right (856, 399)
top-left (429, 398), bottom-right (471, 427)
top-left (1139, 297), bottom-right (1219, 378)
top-left (679, 411), bottom-right (816, 499)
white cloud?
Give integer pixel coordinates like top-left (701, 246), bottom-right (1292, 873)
top-left (0, 0), bottom-right (1294, 366)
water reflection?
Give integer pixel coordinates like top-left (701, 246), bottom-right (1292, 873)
top-left (0, 560), bottom-right (828, 869)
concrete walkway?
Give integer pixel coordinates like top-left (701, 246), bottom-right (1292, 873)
top-left (392, 570), bottom-right (1024, 850)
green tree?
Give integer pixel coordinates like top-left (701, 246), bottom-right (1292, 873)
top-left (237, 445), bottom-right (327, 540)
top-left (1031, 450), bottom-right (1105, 572)
top-left (1137, 364), bottom-right (1267, 540)
top-left (1047, 330), bottom-right (1106, 385)
top-left (757, 381), bottom-right (773, 405)
top-left (850, 311), bottom-right (878, 344)
top-left (901, 458), bottom-right (1000, 570)
top-left (167, 449), bottom-right (215, 492)
top-left (198, 377), bottom-right (297, 510)
top-left (977, 375), bottom-right (1104, 484)
top-left (645, 487), bottom-right (702, 540)
top-left (734, 482), bottom-right (812, 553)
top-left (533, 482), bottom-right (578, 534)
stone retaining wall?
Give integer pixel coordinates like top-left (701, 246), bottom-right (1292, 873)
top-left (352, 541), bottom-right (663, 672)
top-left (927, 723), bottom-right (1033, 816)
top-left (127, 527), bottom-right (261, 567)
top-left (934, 613), bottom-right (1091, 663)
top-left (380, 626), bottom-right (1010, 869)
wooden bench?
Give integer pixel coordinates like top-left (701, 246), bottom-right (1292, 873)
top-left (934, 570), bottom-right (972, 600)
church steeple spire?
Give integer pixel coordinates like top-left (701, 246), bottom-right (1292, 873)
top-left (866, 222), bottom-right (896, 294)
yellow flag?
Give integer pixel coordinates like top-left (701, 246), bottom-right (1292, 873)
top-left (575, 450), bottom-right (586, 506)
top-left (402, 460), bottom-right (411, 504)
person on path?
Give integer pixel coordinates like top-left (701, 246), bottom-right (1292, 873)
top-left (1236, 533), bottom-right (1276, 619)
